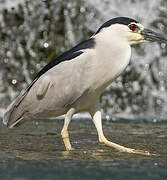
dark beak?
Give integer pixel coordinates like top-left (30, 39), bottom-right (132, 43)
top-left (141, 28), bottom-right (167, 43)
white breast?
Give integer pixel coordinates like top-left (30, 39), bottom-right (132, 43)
top-left (90, 31), bottom-right (132, 92)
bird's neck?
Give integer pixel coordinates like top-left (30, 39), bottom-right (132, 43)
top-left (91, 33), bottom-right (131, 92)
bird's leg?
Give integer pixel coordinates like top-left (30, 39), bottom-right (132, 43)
top-left (61, 108), bottom-right (75, 151)
top-left (90, 103), bottom-right (150, 156)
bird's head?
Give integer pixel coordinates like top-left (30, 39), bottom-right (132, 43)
top-left (95, 17), bottom-right (167, 46)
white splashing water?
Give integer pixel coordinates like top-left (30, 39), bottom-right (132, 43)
top-left (85, 0), bottom-right (167, 118)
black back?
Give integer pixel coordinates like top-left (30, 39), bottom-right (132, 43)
top-left (33, 38), bottom-right (95, 81)
top-left (95, 17), bottom-right (138, 34)
top-left (23, 38), bottom-right (95, 94)
top-left (25, 37), bottom-right (95, 92)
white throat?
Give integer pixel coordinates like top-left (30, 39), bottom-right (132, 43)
top-left (92, 29), bottom-right (132, 91)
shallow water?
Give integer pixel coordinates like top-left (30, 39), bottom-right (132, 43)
top-left (0, 118), bottom-right (167, 180)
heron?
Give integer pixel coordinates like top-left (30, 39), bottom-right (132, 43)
top-left (3, 17), bottom-right (167, 155)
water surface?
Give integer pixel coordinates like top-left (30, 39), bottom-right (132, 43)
top-left (0, 118), bottom-right (167, 180)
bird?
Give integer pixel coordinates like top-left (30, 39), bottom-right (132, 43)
top-left (3, 17), bottom-right (167, 155)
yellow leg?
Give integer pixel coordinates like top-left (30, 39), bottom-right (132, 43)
top-left (90, 103), bottom-right (150, 156)
top-left (61, 108), bottom-right (75, 151)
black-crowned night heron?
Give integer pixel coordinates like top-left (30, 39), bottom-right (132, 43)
top-left (3, 17), bottom-right (167, 155)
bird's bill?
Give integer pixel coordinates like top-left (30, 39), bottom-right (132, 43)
top-left (141, 28), bottom-right (167, 43)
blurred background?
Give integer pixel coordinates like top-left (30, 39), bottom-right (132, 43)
top-left (0, 0), bottom-right (167, 120)
top-left (1, 1), bottom-right (167, 179)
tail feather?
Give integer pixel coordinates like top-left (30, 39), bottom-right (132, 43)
top-left (3, 91), bottom-right (28, 128)
top-left (3, 79), bottom-right (37, 128)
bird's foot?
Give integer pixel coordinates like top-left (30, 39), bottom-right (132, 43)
top-left (61, 147), bottom-right (75, 156)
top-left (118, 146), bottom-right (150, 156)
top-left (62, 135), bottom-right (74, 151)
top-left (66, 147), bottom-right (75, 151)
top-left (99, 139), bottom-right (155, 156)
top-left (64, 143), bottom-right (74, 151)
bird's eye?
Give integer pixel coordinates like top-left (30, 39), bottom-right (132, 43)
top-left (129, 24), bottom-right (137, 31)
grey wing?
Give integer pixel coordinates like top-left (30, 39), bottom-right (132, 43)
top-left (26, 49), bottom-right (94, 113)
top-left (3, 49), bottom-right (95, 127)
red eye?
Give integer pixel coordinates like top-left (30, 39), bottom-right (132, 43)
top-left (129, 24), bottom-right (137, 31)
